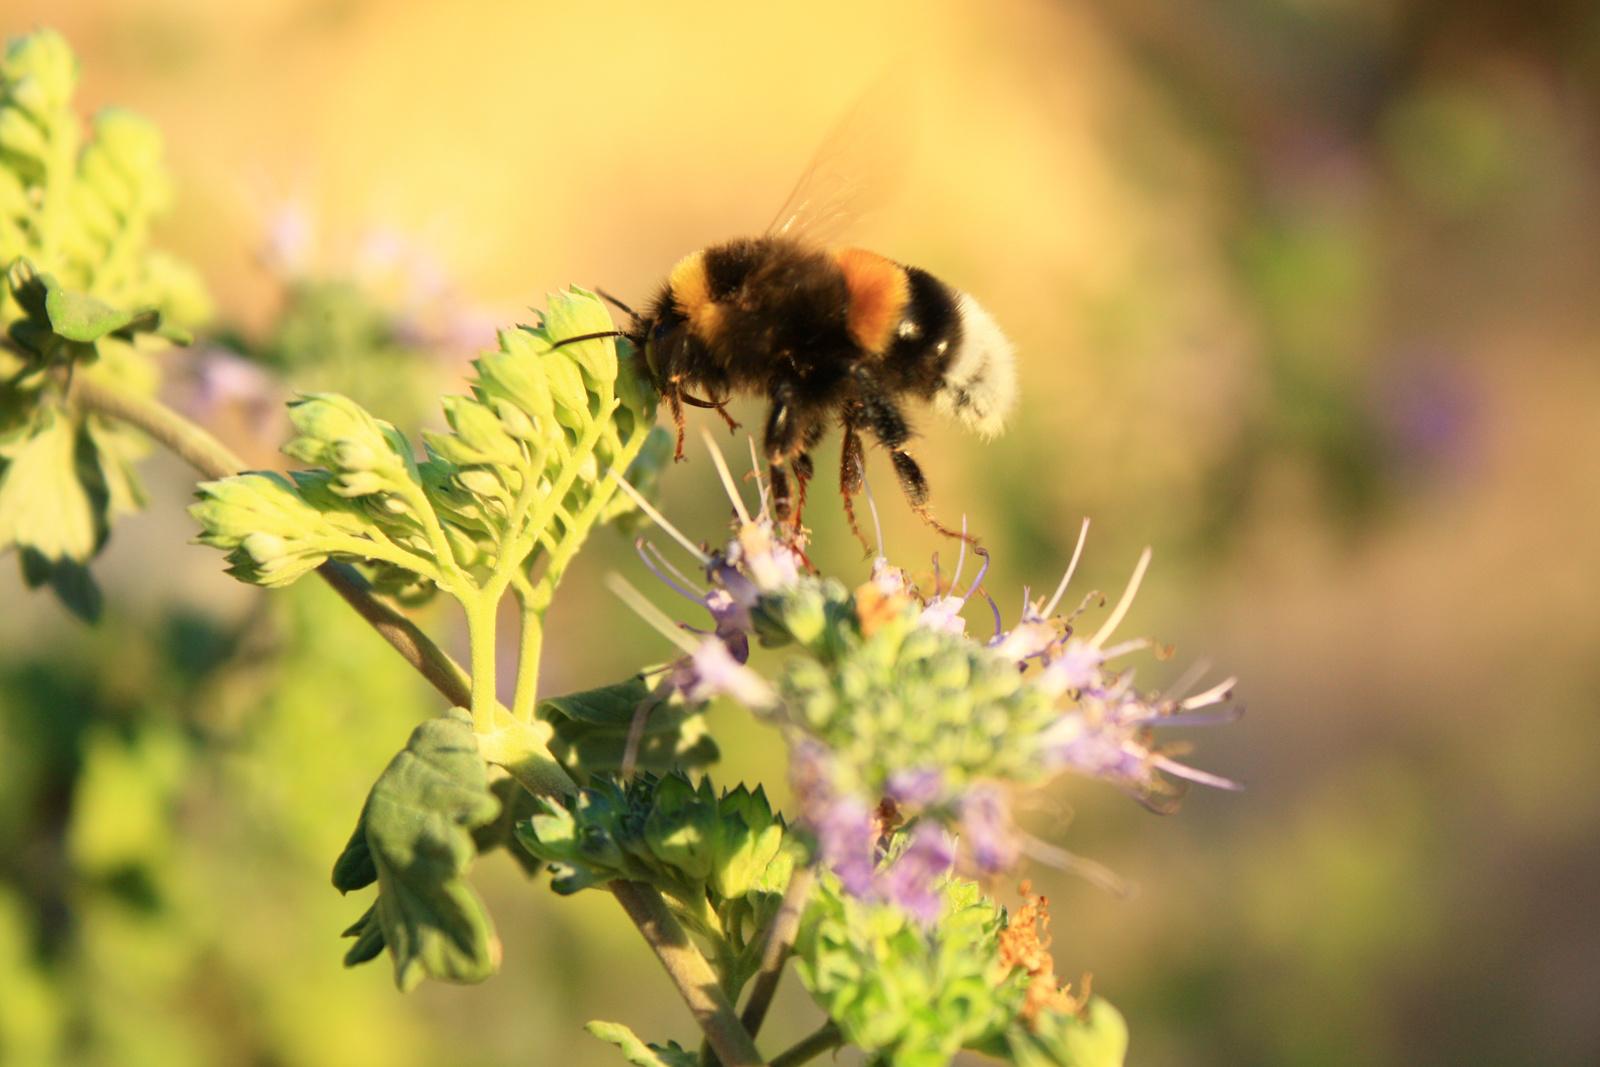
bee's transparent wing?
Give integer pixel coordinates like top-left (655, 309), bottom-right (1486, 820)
top-left (766, 68), bottom-right (918, 248)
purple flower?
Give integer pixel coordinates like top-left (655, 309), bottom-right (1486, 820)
top-left (885, 767), bottom-right (945, 809)
top-left (814, 795), bottom-right (879, 898)
top-left (669, 636), bottom-right (776, 709)
top-left (877, 823), bottom-right (955, 926)
top-left (1039, 679), bottom-right (1242, 806)
top-left (958, 784), bottom-right (1022, 875)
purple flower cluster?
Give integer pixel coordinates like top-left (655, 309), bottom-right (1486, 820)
top-left (619, 440), bottom-right (1241, 921)
top-left (622, 440), bottom-right (806, 710)
top-left (793, 742), bottom-right (957, 925)
top-left (991, 536), bottom-right (1243, 810)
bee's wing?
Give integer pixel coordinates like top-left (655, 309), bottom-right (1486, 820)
top-left (766, 69), bottom-right (918, 248)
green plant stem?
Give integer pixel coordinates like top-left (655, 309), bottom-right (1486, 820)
top-left (509, 569), bottom-right (542, 723)
top-left (609, 880), bottom-right (763, 1067)
top-left (767, 1023), bottom-right (842, 1067)
top-left (739, 863), bottom-right (815, 1040)
top-left (67, 370), bottom-right (475, 709)
top-left (463, 592), bottom-right (498, 734)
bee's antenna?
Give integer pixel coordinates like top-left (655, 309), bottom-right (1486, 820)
top-left (596, 288), bottom-right (637, 318)
top-left (551, 330), bottom-right (626, 349)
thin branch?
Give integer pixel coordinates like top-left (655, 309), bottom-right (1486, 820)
top-left (768, 1022), bottom-right (843, 1067)
top-left (609, 880), bottom-right (763, 1067)
top-left (739, 863), bottom-right (816, 1039)
top-left (68, 372), bottom-right (475, 710)
top-left (70, 370), bottom-right (247, 480)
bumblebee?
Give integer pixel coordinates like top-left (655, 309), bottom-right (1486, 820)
top-left (585, 88), bottom-right (1018, 541)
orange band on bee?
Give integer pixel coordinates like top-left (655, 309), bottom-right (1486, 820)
top-left (669, 250), bottom-right (725, 341)
top-left (835, 247), bottom-right (910, 356)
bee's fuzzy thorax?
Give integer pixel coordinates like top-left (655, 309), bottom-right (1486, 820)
top-left (835, 247), bottom-right (910, 355)
top-left (668, 250), bottom-right (723, 342)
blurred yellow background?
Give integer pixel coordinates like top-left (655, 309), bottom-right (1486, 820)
top-left (3, 1), bottom-right (1599, 1065)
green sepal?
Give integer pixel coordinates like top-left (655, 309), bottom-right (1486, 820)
top-left (332, 708), bottom-right (504, 991)
top-left (585, 1021), bottom-right (697, 1067)
top-left (283, 393), bottom-right (419, 497)
top-left (539, 286), bottom-right (618, 388)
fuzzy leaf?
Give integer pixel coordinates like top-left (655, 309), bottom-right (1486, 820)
top-left (0, 407), bottom-right (101, 563)
top-left (333, 708), bottom-right (504, 991)
top-left (43, 282), bottom-right (155, 342)
top-left (540, 675), bottom-right (719, 778)
top-left (540, 675), bottom-right (654, 726)
top-left (18, 548), bottom-right (101, 621)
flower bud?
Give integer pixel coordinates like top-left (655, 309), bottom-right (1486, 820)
top-left (540, 287), bottom-right (618, 388)
top-left (2, 29), bottom-right (78, 118)
top-left (541, 349), bottom-right (591, 429)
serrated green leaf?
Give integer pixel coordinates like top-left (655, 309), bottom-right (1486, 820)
top-left (340, 904), bottom-right (388, 967)
top-left (19, 548), bottom-right (102, 621)
top-left (542, 681), bottom-right (720, 780)
top-left (471, 774), bottom-right (548, 877)
top-left (585, 1021), bottom-right (698, 1067)
top-left (539, 675), bottom-right (653, 726)
top-left (83, 413), bottom-right (148, 519)
top-left (0, 406), bottom-right (101, 563)
top-left (331, 796), bottom-right (378, 893)
top-left (334, 708), bottom-right (504, 991)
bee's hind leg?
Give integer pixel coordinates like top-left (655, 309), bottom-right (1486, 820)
top-left (859, 384), bottom-right (979, 548)
top-left (838, 420), bottom-right (871, 556)
top-left (888, 449), bottom-right (979, 547)
top-left (664, 380), bottom-right (688, 461)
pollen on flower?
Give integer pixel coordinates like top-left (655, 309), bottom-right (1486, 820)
top-left (996, 881), bottom-right (1092, 1027)
top-left (854, 577), bottom-right (912, 638)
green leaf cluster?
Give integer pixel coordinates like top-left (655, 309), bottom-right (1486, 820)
top-left (332, 708), bottom-right (504, 991)
top-left (191, 288), bottom-right (657, 722)
top-left (517, 770), bottom-right (794, 992)
top-left (0, 28), bottom-right (208, 617)
top-left (518, 771), bottom-right (788, 910)
top-left (762, 578), bottom-right (1062, 798)
top-left (795, 863), bottom-right (1128, 1067)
